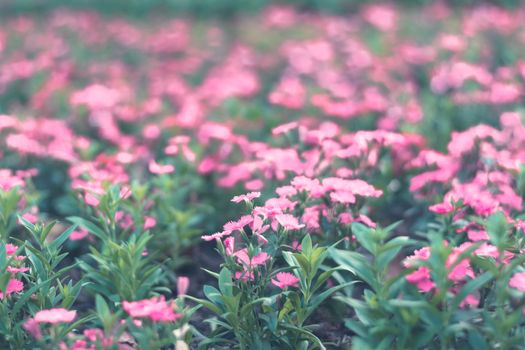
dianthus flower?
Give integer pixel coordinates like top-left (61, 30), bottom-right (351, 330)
top-left (509, 272), bottom-right (525, 292)
top-left (0, 279), bottom-right (24, 298)
top-left (34, 308), bottom-right (77, 324)
top-left (272, 272), bottom-right (300, 289)
top-left (231, 191), bottom-right (261, 203)
top-left (275, 214), bottom-right (305, 230)
top-left (148, 160), bottom-right (175, 175)
top-left (122, 296), bottom-right (180, 322)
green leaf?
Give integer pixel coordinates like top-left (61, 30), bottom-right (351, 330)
top-left (203, 285), bottom-right (223, 305)
top-left (468, 329), bottom-right (489, 350)
top-left (17, 215), bottom-right (35, 233)
top-left (452, 272), bottom-right (493, 309)
top-left (185, 295), bottom-right (222, 315)
top-left (0, 243), bottom-right (6, 269)
top-left (12, 276), bottom-right (54, 317)
top-left (330, 248), bottom-right (376, 290)
top-left (470, 256), bottom-right (498, 275)
top-left (95, 294), bottom-right (110, 319)
top-left (67, 216), bottom-right (106, 240)
top-left (486, 211), bottom-right (508, 248)
top-left (352, 223), bottom-right (375, 254)
top-left (280, 324), bottom-right (326, 350)
top-left (376, 236), bottom-right (416, 272)
top-left (278, 298), bottom-right (294, 321)
top-left (218, 268), bottom-right (233, 297)
top-left (49, 224), bottom-right (78, 251)
top-left (312, 268), bottom-right (338, 293)
top-left (240, 297), bottom-right (271, 319)
top-left (306, 282), bottom-right (355, 320)
top-left (301, 234), bottom-right (313, 256)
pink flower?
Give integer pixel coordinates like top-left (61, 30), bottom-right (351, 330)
top-left (144, 216), bottom-right (157, 230)
top-left (429, 202), bottom-right (454, 215)
top-left (231, 192), bottom-right (261, 203)
top-left (122, 296), bottom-right (180, 322)
top-left (34, 308), bottom-right (77, 324)
top-left (330, 191), bottom-right (356, 204)
top-left (272, 272), bottom-right (300, 289)
top-left (70, 228), bottom-right (89, 241)
top-left (5, 244), bottom-right (19, 255)
top-left (23, 318), bottom-right (42, 339)
top-left (459, 294), bottom-right (479, 308)
top-left (143, 124), bottom-right (161, 140)
top-left (467, 229), bottom-right (489, 241)
top-left (363, 4), bottom-right (398, 32)
top-left (245, 179), bottom-right (264, 191)
top-left (234, 248), bottom-right (270, 267)
top-left (201, 230), bottom-right (231, 241)
top-left (406, 267), bottom-right (435, 292)
top-left (235, 249), bottom-right (269, 267)
top-left (272, 122), bottom-right (298, 135)
top-left (177, 276), bottom-right (189, 296)
top-left (356, 214), bottom-right (377, 228)
top-left (7, 266), bottom-right (29, 273)
top-left (224, 237), bottom-right (235, 256)
top-left (84, 192), bottom-right (100, 207)
top-left (148, 160), bottom-right (175, 175)
top-left (82, 328), bottom-right (114, 347)
top-left (0, 279), bottom-right (23, 298)
top-left (446, 247), bottom-right (474, 282)
top-left (275, 214), bottom-right (305, 231)
top-left (223, 215), bottom-right (254, 232)
top-left (510, 272), bottom-right (525, 292)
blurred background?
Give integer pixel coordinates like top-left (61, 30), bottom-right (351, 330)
top-left (0, 0), bottom-right (522, 17)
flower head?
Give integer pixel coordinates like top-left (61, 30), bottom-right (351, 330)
top-left (0, 279), bottom-right (24, 298)
top-left (34, 308), bottom-right (77, 324)
top-left (272, 272), bottom-right (300, 289)
top-left (510, 272), bottom-right (525, 292)
top-left (231, 191), bottom-right (261, 203)
top-left (123, 296), bottom-right (181, 322)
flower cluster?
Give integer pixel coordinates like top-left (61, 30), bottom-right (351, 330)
top-left (1, 2), bottom-right (525, 349)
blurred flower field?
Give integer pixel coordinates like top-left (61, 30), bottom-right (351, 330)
top-left (2, 1), bottom-right (525, 349)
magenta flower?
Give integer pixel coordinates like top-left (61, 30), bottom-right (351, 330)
top-left (34, 308), bottom-right (77, 324)
top-left (272, 272), bottom-right (300, 289)
top-left (429, 202), bottom-right (454, 215)
top-left (0, 279), bottom-right (24, 298)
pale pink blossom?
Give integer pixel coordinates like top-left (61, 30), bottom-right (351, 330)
top-left (177, 276), bottom-right (190, 296)
top-left (148, 160), bottom-right (175, 174)
top-left (510, 272), bottom-right (525, 292)
top-left (275, 214), bottom-right (304, 230)
top-left (231, 192), bottom-right (261, 203)
top-left (34, 308), bottom-right (77, 324)
top-left (144, 216), bottom-right (157, 230)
